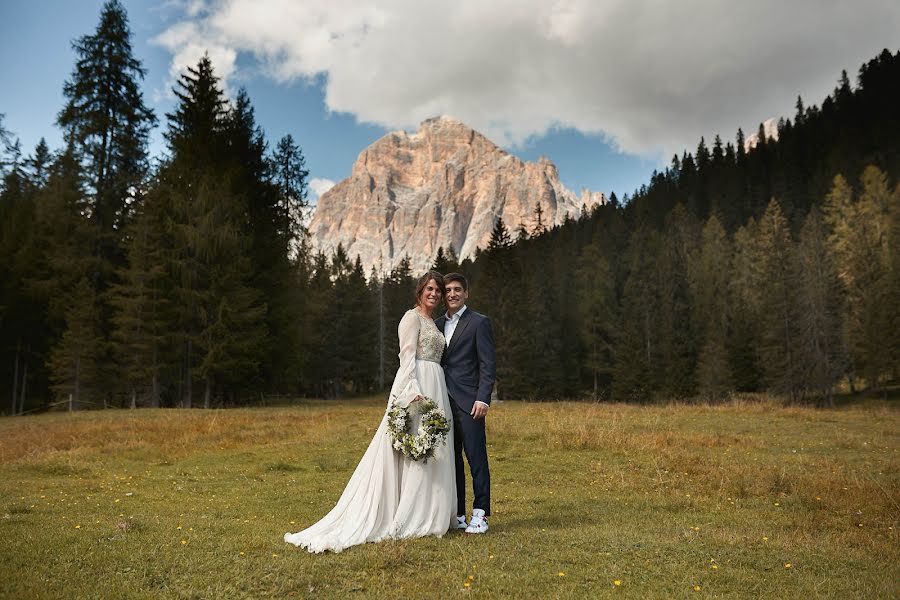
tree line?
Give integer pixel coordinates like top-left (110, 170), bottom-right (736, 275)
top-left (462, 49), bottom-right (899, 404)
top-left (0, 1), bottom-right (897, 411)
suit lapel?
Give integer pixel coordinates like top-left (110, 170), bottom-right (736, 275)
top-left (446, 309), bottom-right (473, 355)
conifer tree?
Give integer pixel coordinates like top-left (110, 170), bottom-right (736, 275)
top-left (270, 133), bottom-right (310, 246)
top-left (692, 215), bottom-right (733, 399)
top-left (28, 148), bottom-right (95, 326)
top-left (337, 257), bottom-right (376, 393)
top-left (158, 56), bottom-right (270, 405)
top-left (728, 218), bottom-right (764, 391)
top-left (756, 198), bottom-right (802, 401)
top-left (160, 56), bottom-right (228, 406)
top-left (57, 0), bottom-right (155, 293)
top-left (191, 171), bottom-right (269, 406)
top-left (613, 227), bottom-right (663, 401)
top-left (299, 251), bottom-right (335, 396)
top-left (795, 207), bottom-right (844, 405)
top-left (657, 204), bottom-right (698, 398)
top-left (432, 247), bottom-right (448, 273)
top-left (109, 191), bottom-right (168, 408)
top-left (223, 89), bottom-right (295, 391)
top-left (0, 146), bottom-right (35, 413)
top-left (488, 218), bottom-right (513, 250)
top-left (824, 167), bottom-right (896, 389)
top-left (575, 243), bottom-right (616, 400)
top-left (48, 278), bottom-right (102, 409)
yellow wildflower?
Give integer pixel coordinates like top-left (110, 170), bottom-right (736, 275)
top-left (613, 580), bottom-right (621, 586)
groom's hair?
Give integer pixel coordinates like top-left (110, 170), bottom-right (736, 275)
top-left (443, 272), bottom-right (468, 291)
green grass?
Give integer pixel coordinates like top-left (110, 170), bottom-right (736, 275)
top-left (0, 397), bottom-right (897, 599)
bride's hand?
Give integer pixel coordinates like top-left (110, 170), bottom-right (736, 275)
top-left (412, 395), bottom-right (424, 403)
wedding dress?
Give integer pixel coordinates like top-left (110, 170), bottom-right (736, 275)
top-left (284, 309), bottom-right (456, 553)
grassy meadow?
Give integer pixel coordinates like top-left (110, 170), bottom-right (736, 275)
top-left (0, 396), bottom-right (897, 599)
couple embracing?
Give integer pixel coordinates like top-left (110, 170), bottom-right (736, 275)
top-left (284, 271), bottom-right (496, 553)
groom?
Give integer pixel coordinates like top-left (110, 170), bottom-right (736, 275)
top-left (435, 273), bottom-right (496, 534)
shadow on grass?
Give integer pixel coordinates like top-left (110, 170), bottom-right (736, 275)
top-left (832, 384), bottom-right (899, 408)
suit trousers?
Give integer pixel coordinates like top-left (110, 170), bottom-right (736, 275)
top-left (450, 397), bottom-right (491, 516)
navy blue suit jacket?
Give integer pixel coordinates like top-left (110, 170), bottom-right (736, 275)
top-left (435, 309), bottom-right (496, 414)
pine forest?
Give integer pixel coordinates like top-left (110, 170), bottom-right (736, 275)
top-left (1, 1), bottom-right (898, 413)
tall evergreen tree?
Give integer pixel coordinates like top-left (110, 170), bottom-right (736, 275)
top-left (656, 204), bottom-right (699, 398)
top-left (824, 168), bottom-right (896, 389)
top-left (795, 207), bottom-right (844, 405)
top-left (158, 55), bottom-right (228, 406)
top-left (57, 0), bottom-right (155, 287)
top-left (728, 218), bottom-right (764, 391)
top-left (691, 215), bottom-right (733, 400)
top-left (432, 246), bottom-right (460, 273)
top-left (156, 56), bottom-right (270, 406)
top-left (270, 133), bottom-right (310, 246)
top-left (756, 198), bottom-right (802, 401)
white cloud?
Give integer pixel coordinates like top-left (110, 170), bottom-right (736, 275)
top-left (153, 0), bottom-right (900, 160)
top-left (308, 177), bottom-right (335, 204)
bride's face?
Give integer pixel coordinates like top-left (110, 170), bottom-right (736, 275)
top-left (419, 278), bottom-right (442, 311)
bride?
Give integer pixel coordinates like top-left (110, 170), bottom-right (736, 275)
top-left (284, 271), bottom-right (457, 553)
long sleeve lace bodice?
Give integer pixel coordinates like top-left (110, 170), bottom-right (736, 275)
top-left (390, 310), bottom-right (445, 408)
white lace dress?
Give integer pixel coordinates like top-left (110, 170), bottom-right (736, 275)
top-left (284, 309), bottom-right (456, 553)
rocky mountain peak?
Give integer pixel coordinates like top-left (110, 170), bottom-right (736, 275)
top-left (310, 117), bottom-right (605, 273)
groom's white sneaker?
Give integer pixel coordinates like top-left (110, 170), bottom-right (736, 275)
top-left (465, 509), bottom-right (488, 534)
top-left (454, 515), bottom-right (468, 530)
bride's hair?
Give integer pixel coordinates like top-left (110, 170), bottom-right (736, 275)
top-left (415, 270), bottom-right (445, 306)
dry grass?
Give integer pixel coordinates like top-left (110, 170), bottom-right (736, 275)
top-left (0, 397), bottom-right (897, 599)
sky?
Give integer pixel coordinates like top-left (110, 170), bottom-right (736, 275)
top-left (2, 1), bottom-right (899, 204)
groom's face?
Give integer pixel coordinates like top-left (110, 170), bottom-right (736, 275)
top-left (445, 281), bottom-right (468, 314)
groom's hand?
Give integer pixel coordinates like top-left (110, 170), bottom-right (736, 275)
top-left (471, 401), bottom-right (489, 420)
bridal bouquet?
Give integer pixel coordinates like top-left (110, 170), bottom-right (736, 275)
top-left (386, 397), bottom-right (451, 462)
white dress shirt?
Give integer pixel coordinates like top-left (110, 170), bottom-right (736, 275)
top-left (443, 305), bottom-right (489, 410)
top-left (443, 305), bottom-right (467, 346)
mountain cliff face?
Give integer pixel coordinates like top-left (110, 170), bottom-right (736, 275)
top-left (309, 116), bottom-right (605, 273)
top-left (744, 117), bottom-right (780, 151)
